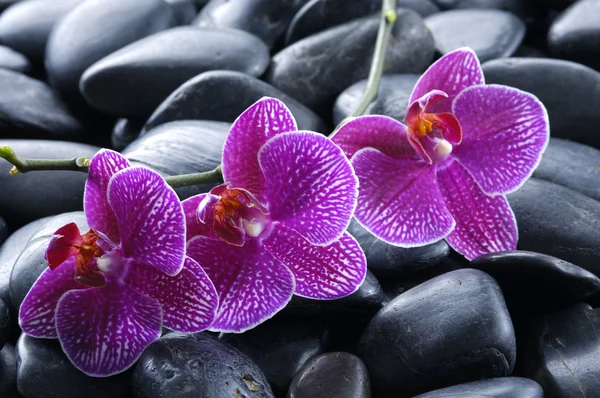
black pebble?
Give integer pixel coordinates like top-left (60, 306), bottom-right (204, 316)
top-left (80, 27), bottom-right (270, 118)
top-left (17, 334), bottom-right (131, 398)
top-left (132, 332), bottom-right (275, 398)
top-left (507, 178), bottom-right (600, 277)
top-left (221, 316), bottom-right (329, 393)
top-left (287, 352), bottom-right (371, 398)
top-left (143, 70), bottom-right (326, 134)
top-left (359, 268), bottom-right (516, 397)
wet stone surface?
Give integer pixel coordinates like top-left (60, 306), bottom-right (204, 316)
top-left (359, 269), bottom-right (516, 397)
top-left (132, 332), bottom-right (275, 398)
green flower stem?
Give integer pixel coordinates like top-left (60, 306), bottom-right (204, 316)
top-left (164, 166), bottom-right (223, 188)
top-left (0, 145), bottom-right (90, 175)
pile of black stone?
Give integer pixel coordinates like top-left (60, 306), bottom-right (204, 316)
top-left (0, 0), bottom-right (599, 397)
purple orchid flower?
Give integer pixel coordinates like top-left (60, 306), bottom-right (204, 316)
top-left (185, 97), bottom-right (367, 333)
top-left (331, 47), bottom-right (549, 260)
top-left (18, 149), bottom-right (219, 377)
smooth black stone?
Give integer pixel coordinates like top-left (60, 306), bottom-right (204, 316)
top-left (0, 44), bottom-right (30, 74)
top-left (534, 138), bottom-right (600, 202)
top-left (143, 70), bottom-right (326, 133)
top-left (333, 73), bottom-right (419, 124)
top-left (17, 334), bottom-right (131, 398)
top-left (0, 343), bottom-right (17, 398)
top-left (425, 9), bottom-right (525, 62)
top-left (165, 0), bottom-right (197, 25)
top-left (0, 0), bottom-right (84, 62)
top-left (0, 217), bottom-right (50, 315)
top-left (284, 270), bottom-right (385, 316)
top-left (413, 377), bottom-right (543, 398)
top-left (45, 0), bottom-right (174, 99)
top-left (380, 256), bottom-right (466, 301)
top-left (507, 178), bottom-right (600, 277)
top-left (348, 218), bottom-right (451, 277)
top-left (359, 269), bottom-right (516, 398)
top-left (522, 303), bottom-right (600, 397)
top-left (513, 44), bottom-right (547, 58)
top-left (432, 0), bottom-right (538, 16)
top-left (287, 0), bottom-right (440, 45)
top-left (221, 317), bottom-right (329, 392)
top-left (548, 0), bottom-right (600, 70)
top-left (81, 27), bottom-right (270, 118)
top-left (0, 141), bottom-right (97, 228)
top-left (288, 352), bottom-right (371, 398)
top-left (0, 217), bottom-right (6, 245)
top-left (132, 332), bottom-right (275, 398)
top-left (123, 120), bottom-right (229, 199)
top-left (267, 8), bottom-right (434, 112)
top-left (9, 212), bottom-right (87, 312)
top-left (194, 0), bottom-right (297, 48)
top-left (0, 69), bottom-right (84, 140)
top-left (0, 298), bottom-right (9, 349)
top-left (111, 118), bottom-right (144, 151)
top-left (482, 57), bottom-right (600, 149)
top-left (470, 250), bottom-right (600, 314)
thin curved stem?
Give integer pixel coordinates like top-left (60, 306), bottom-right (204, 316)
top-left (0, 145), bottom-right (90, 175)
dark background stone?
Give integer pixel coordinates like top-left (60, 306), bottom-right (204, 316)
top-left (221, 316), bottom-right (329, 393)
top-left (521, 303), bottom-right (600, 397)
top-left (0, 343), bottom-right (18, 398)
top-left (287, 352), bottom-right (371, 398)
top-left (132, 332), bottom-right (275, 398)
top-left (45, 0), bottom-right (175, 99)
top-left (195, 0), bottom-right (297, 48)
top-left (0, 69), bottom-right (85, 140)
top-left (507, 178), bottom-right (600, 277)
top-left (143, 70), bottom-right (326, 134)
top-left (534, 138), bottom-right (600, 202)
top-left (359, 269), bottom-right (516, 397)
top-left (80, 27), bottom-right (270, 118)
top-left (425, 9), bottom-right (525, 62)
top-left (470, 251), bottom-right (600, 314)
top-left (17, 334), bottom-right (131, 398)
top-left (548, 0), bottom-right (600, 70)
top-left (413, 377), bottom-right (543, 398)
top-left (0, 0), bottom-right (85, 63)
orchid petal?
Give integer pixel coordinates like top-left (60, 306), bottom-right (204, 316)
top-left (182, 194), bottom-right (215, 241)
top-left (438, 160), bottom-right (518, 260)
top-left (452, 84), bottom-right (550, 195)
top-left (55, 284), bottom-right (162, 377)
top-left (259, 131), bottom-right (358, 246)
top-left (84, 149), bottom-right (131, 243)
top-left (19, 258), bottom-right (85, 339)
top-left (330, 115), bottom-right (416, 160)
top-left (124, 257), bottom-right (218, 333)
top-left (44, 222), bottom-right (82, 270)
top-left (410, 48), bottom-right (484, 112)
top-left (108, 167), bottom-right (185, 276)
top-left (186, 236), bottom-right (295, 333)
top-left (263, 224), bottom-right (366, 299)
top-left (222, 97), bottom-right (297, 201)
top-left (351, 147), bottom-right (455, 246)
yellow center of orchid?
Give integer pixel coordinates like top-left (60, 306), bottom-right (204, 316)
top-left (411, 115), bottom-right (434, 138)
